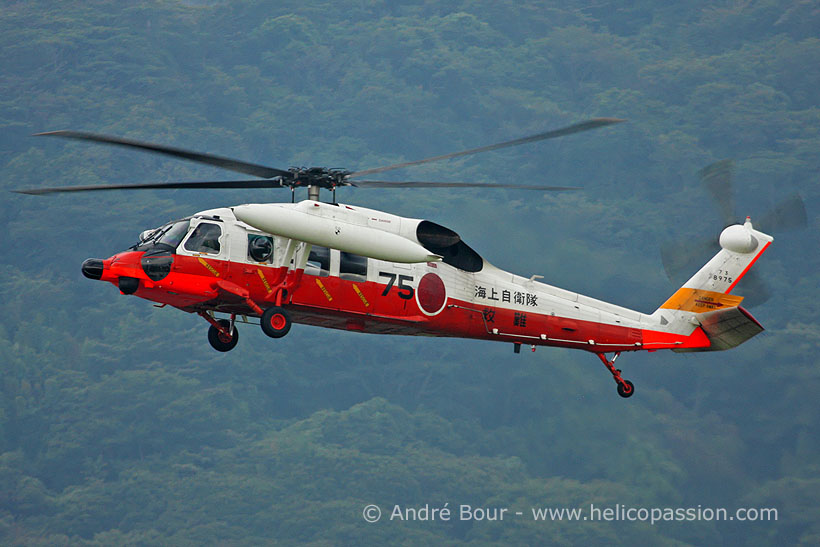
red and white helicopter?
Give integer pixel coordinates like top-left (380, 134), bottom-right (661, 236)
top-left (17, 119), bottom-right (773, 398)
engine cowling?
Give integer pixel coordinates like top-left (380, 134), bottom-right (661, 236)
top-left (232, 201), bottom-right (443, 263)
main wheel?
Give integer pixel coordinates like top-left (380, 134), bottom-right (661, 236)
top-left (208, 319), bottom-right (239, 352)
top-left (617, 380), bottom-right (635, 398)
top-left (261, 306), bottom-right (291, 338)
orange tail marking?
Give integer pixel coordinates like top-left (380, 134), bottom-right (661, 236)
top-left (660, 288), bottom-right (743, 313)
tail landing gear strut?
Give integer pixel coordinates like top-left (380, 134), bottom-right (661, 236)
top-left (596, 352), bottom-right (634, 398)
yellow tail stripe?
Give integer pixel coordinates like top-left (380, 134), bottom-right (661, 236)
top-left (660, 288), bottom-right (743, 313)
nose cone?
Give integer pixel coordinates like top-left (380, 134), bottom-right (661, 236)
top-left (81, 258), bottom-right (104, 280)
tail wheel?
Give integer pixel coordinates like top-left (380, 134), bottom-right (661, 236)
top-left (617, 380), bottom-right (634, 398)
top-left (261, 306), bottom-right (292, 338)
top-left (208, 319), bottom-right (239, 352)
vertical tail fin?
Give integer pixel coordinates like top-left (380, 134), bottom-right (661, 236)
top-left (656, 218), bottom-right (773, 319)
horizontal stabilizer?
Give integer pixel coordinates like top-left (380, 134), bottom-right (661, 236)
top-left (673, 306), bottom-right (763, 352)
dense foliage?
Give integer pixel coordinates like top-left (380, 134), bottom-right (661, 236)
top-left (1, 1), bottom-right (818, 544)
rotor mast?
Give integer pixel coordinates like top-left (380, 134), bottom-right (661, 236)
top-left (293, 167), bottom-right (347, 202)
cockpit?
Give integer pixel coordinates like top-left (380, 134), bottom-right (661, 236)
top-left (132, 218), bottom-right (191, 252)
top-left (131, 214), bottom-right (227, 253)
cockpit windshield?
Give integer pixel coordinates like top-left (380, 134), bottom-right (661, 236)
top-left (156, 220), bottom-right (191, 248)
top-left (131, 219), bottom-right (191, 251)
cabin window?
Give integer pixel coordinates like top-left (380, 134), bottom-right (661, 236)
top-left (184, 223), bottom-right (222, 254)
top-left (248, 234), bottom-right (273, 263)
top-left (339, 251), bottom-right (367, 282)
top-left (306, 246), bottom-right (330, 277)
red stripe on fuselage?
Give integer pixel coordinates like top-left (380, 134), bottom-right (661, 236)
top-left (99, 252), bottom-right (708, 352)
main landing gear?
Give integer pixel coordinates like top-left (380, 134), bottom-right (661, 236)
top-left (261, 305), bottom-right (292, 339)
top-left (596, 352), bottom-right (634, 398)
top-left (200, 305), bottom-right (293, 352)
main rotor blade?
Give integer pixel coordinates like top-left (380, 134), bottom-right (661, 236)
top-left (698, 159), bottom-right (736, 225)
top-left (757, 193), bottom-right (808, 232)
top-left (350, 180), bottom-right (579, 190)
top-left (349, 118), bottom-right (625, 178)
top-left (13, 179), bottom-right (287, 195)
top-left (34, 130), bottom-right (291, 179)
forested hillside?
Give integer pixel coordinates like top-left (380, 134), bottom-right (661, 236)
top-left (1, 1), bottom-right (818, 544)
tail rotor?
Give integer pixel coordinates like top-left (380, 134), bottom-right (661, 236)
top-left (660, 159), bottom-right (807, 308)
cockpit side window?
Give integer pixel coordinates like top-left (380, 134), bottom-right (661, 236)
top-left (184, 223), bottom-right (222, 254)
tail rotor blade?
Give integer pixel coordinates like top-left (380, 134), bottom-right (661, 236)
top-left (732, 270), bottom-right (771, 308)
top-left (662, 160), bottom-right (804, 309)
top-left (698, 159), bottom-right (736, 225)
top-left (757, 193), bottom-right (808, 232)
top-left (660, 236), bottom-right (719, 284)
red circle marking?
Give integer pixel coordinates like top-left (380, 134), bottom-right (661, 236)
top-left (417, 273), bottom-right (446, 315)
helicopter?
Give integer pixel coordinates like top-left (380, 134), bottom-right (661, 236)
top-left (15, 119), bottom-right (774, 398)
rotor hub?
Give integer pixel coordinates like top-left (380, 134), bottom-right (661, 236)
top-left (287, 167), bottom-right (351, 189)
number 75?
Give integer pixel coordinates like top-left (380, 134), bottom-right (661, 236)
top-left (379, 272), bottom-right (414, 300)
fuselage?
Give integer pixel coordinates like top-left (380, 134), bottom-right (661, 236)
top-left (86, 202), bottom-right (710, 354)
